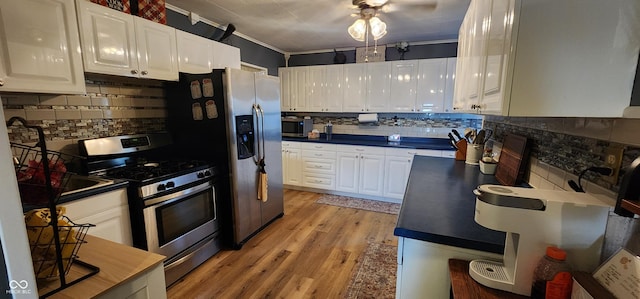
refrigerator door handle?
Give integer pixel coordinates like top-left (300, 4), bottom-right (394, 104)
top-left (252, 103), bottom-right (261, 165)
top-left (258, 104), bottom-right (265, 162)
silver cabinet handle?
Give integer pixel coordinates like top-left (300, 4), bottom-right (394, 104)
top-left (141, 70), bottom-right (148, 75)
top-left (314, 153), bottom-right (322, 156)
top-left (131, 70), bottom-right (138, 75)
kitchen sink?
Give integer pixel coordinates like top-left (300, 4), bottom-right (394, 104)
top-left (61, 175), bottom-right (114, 196)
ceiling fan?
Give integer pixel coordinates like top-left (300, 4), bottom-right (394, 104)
top-left (348, 0), bottom-right (437, 42)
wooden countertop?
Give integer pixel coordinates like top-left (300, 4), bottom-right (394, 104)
top-left (449, 259), bottom-right (528, 299)
top-left (40, 235), bottom-right (165, 298)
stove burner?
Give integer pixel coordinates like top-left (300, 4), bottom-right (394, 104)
top-left (105, 160), bottom-right (210, 182)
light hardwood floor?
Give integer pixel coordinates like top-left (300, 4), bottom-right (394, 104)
top-left (167, 189), bottom-right (399, 299)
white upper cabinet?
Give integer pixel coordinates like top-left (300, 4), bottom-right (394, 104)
top-left (456, 0), bottom-right (640, 117)
top-left (324, 65), bottom-right (344, 112)
top-left (390, 61), bottom-right (419, 112)
top-left (307, 65), bottom-right (326, 112)
top-left (416, 58), bottom-right (447, 113)
top-left (212, 41), bottom-right (241, 70)
top-left (343, 63), bottom-right (367, 112)
top-left (176, 30), bottom-right (213, 74)
top-left (279, 68), bottom-right (293, 111)
top-left (0, 0), bottom-right (85, 94)
top-left (290, 67), bottom-right (309, 111)
top-left (134, 17), bottom-right (178, 80)
top-left (366, 62), bottom-right (392, 112)
top-left (443, 58), bottom-right (457, 113)
top-left (77, 0), bottom-right (178, 81)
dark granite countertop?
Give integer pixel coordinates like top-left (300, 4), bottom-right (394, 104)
top-left (394, 156), bottom-right (507, 254)
top-left (282, 134), bottom-right (455, 151)
top-left (58, 179), bottom-right (129, 204)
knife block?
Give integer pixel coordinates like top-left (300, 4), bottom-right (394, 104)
top-left (455, 140), bottom-right (467, 161)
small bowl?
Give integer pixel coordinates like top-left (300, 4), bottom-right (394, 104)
top-left (479, 160), bottom-right (497, 175)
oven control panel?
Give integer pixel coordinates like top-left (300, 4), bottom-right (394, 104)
top-left (139, 167), bottom-right (215, 199)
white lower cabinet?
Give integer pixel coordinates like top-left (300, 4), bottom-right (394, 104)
top-left (282, 141), bottom-right (302, 185)
top-left (283, 141), bottom-right (452, 201)
top-left (61, 188), bottom-right (132, 246)
top-left (336, 145), bottom-right (385, 196)
top-left (301, 143), bottom-right (336, 190)
top-left (396, 237), bottom-right (501, 299)
top-left (97, 263), bottom-right (166, 299)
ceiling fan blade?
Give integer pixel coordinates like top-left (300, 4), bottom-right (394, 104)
top-left (382, 2), bottom-right (437, 13)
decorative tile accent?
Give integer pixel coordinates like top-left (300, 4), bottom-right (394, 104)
top-left (55, 110), bottom-right (81, 120)
top-left (66, 95), bottom-right (92, 106)
top-left (25, 109), bottom-right (55, 121)
top-left (39, 95), bottom-right (67, 106)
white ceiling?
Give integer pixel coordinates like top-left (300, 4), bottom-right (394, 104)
top-left (166, 0), bottom-right (471, 53)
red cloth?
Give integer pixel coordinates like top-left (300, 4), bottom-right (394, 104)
top-left (137, 0), bottom-right (167, 24)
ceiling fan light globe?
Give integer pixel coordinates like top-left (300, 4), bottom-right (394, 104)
top-left (348, 19), bottom-right (367, 41)
top-left (366, 0), bottom-right (388, 7)
top-left (369, 17), bottom-right (387, 38)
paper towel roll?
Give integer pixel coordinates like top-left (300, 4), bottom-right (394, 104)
top-left (358, 113), bottom-right (378, 123)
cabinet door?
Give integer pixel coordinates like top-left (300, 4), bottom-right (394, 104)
top-left (76, 0), bottom-right (138, 77)
top-left (0, 0), bottom-right (85, 94)
top-left (307, 65), bottom-right (326, 112)
top-left (391, 61), bottom-right (419, 112)
top-left (290, 67), bottom-right (308, 111)
top-left (443, 58), bottom-right (457, 113)
top-left (453, 13), bottom-right (473, 112)
top-left (342, 63), bottom-right (367, 112)
top-left (134, 17), bottom-right (178, 81)
top-left (366, 62), bottom-right (391, 112)
top-left (285, 148), bottom-right (302, 185)
top-left (325, 65), bottom-right (344, 112)
top-left (212, 41), bottom-right (241, 69)
top-left (279, 68), bottom-right (293, 111)
top-left (383, 156), bottom-right (412, 199)
top-left (479, 0), bottom-right (513, 115)
top-left (358, 154), bottom-right (385, 196)
top-left (416, 59), bottom-right (447, 113)
top-left (336, 152), bottom-right (360, 193)
top-left (61, 189), bottom-right (132, 246)
top-left (176, 30), bottom-right (213, 74)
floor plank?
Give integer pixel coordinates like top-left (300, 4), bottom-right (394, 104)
top-left (167, 189), bottom-right (398, 299)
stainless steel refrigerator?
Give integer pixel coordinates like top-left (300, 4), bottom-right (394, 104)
top-left (166, 68), bottom-right (284, 249)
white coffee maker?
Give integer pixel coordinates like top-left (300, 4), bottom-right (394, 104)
top-left (469, 185), bottom-right (613, 296)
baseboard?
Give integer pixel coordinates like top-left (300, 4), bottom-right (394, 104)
top-left (283, 184), bottom-right (402, 204)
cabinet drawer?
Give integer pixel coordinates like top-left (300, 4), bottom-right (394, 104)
top-left (300, 143), bottom-right (337, 151)
top-left (302, 158), bottom-right (336, 174)
top-left (302, 150), bottom-right (336, 159)
top-left (282, 141), bottom-right (301, 148)
top-left (336, 144), bottom-right (385, 155)
top-left (385, 148), bottom-right (442, 158)
top-left (302, 173), bottom-right (335, 190)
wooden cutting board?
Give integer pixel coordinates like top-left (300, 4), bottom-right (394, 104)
top-left (495, 134), bottom-right (529, 186)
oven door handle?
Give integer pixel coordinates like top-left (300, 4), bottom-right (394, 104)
top-left (144, 182), bottom-right (213, 207)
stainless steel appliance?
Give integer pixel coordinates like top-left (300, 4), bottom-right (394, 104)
top-left (166, 68), bottom-right (284, 248)
top-left (281, 117), bottom-right (312, 137)
top-left (78, 133), bottom-right (221, 286)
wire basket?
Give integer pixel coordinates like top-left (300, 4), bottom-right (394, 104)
top-left (25, 213), bottom-right (94, 280)
top-left (12, 142), bottom-right (78, 205)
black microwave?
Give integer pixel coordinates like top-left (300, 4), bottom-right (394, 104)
top-left (281, 117), bottom-right (313, 137)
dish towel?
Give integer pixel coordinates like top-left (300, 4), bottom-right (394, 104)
top-left (257, 159), bottom-right (268, 202)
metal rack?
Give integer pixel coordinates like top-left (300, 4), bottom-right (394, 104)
top-left (8, 117), bottom-right (99, 298)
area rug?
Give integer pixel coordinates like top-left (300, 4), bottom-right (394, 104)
top-left (345, 242), bottom-right (397, 299)
top-left (315, 194), bottom-right (400, 215)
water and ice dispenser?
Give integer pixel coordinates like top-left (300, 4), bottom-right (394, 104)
top-left (235, 115), bottom-right (254, 160)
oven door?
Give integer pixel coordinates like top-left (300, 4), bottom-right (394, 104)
top-left (142, 181), bottom-right (217, 258)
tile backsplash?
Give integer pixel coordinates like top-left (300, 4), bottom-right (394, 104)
top-left (3, 75), bottom-right (167, 152)
top-left (284, 112), bottom-right (483, 138)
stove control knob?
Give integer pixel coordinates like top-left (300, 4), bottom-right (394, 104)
top-left (204, 170), bottom-right (212, 177)
top-left (166, 181), bottom-right (175, 188)
top-left (157, 184), bottom-right (166, 191)
top-left (197, 172), bottom-right (205, 179)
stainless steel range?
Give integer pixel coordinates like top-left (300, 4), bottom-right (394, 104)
top-left (78, 133), bottom-right (221, 286)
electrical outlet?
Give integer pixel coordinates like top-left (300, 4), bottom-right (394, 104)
top-left (603, 145), bottom-right (624, 184)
